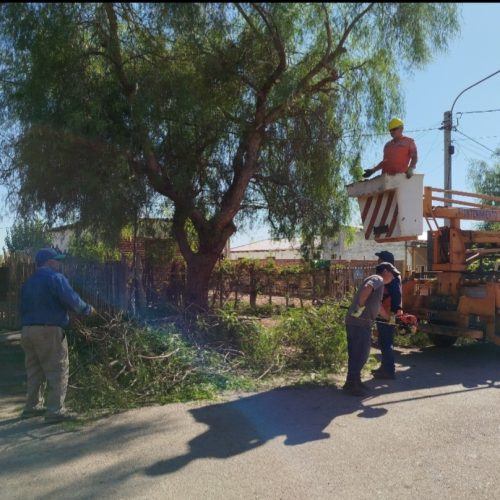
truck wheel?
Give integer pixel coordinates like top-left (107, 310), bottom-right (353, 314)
top-left (428, 334), bottom-right (457, 347)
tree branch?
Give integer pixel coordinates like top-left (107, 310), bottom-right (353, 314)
top-left (234, 3), bottom-right (261, 38)
top-left (104, 3), bottom-right (182, 205)
top-left (253, 173), bottom-right (292, 187)
top-left (250, 3), bottom-right (287, 108)
top-left (265, 3), bottom-right (375, 124)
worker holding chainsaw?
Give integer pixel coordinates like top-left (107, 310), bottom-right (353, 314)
top-left (371, 251), bottom-right (402, 380)
top-left (363, 118), bottom-right (418, 179)
top-left (343, 262), bottom-right (400, 397)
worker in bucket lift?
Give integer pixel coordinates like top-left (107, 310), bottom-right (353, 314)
top-left (363, 118), bottom-right (418, 179)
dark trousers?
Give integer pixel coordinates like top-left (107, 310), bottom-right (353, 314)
top-left (377, 322), bottom-right (396, 374)
top-left (345, 321), bottom-right (372, 382)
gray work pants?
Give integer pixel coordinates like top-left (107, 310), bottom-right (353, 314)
top-left (345, 320), bottom-right (373, 382)
top-left (20, 326), bottom-right (69, 415)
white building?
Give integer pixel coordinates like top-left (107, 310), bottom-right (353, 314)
top-left (228, 238), bottom-right (303, 261)
top-left (229, 227), bottom-right (428, 270)
top-left (322, 226), bottom-right (407, 261)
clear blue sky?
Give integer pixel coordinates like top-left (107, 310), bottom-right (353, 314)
top-left (1, 3), bottom-right (499, 250)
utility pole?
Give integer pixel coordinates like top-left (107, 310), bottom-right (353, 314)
top-left (443, 110), bottom-right (453, 225)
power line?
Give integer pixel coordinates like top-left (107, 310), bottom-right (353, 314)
top-left (347, 126), bottom-right (441, 139)
top-left (454, 129), bottom-right (500, 156)
top-left (456, 108), bottom-right (500, 115)
top-left (457, 139), bottom-right (495, 161)
top-left (455, 141), bottom-right (492, 162)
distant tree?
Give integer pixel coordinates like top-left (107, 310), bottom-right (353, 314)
top-left (468, 155), bottom-right (500, 231)
top-left (67, 233), bottom-right (121, 263)
top-left (4, 218), bottom-right (52, 254)
top-left (0, 3), bottom-right (460, 309)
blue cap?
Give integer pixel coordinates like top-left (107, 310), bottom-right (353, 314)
top-left (375, 250), bottom-right (395, 264)
top-left (35, 248), bottom-right (65, 267)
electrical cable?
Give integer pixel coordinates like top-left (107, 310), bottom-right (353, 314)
top-left (454, 129), bottom-right (500, 156)
top-left (456, 108), bottom-right (500, 115)
top-left (455, 141), bottom-right (492, 162)
top-left (343, 126), bottom-right (442, 139)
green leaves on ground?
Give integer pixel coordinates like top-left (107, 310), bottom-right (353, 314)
top-left (67, 302), bottom-right (438, 414)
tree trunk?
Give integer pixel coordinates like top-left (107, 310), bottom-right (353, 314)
top-left (184, 253), bottom-right (220, 312)
top-left (172, 208), bottom-right (236, 313)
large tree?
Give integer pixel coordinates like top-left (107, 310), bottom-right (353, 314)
top-left (0, 3), bottom-right (460, 309)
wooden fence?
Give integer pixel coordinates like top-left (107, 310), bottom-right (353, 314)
top-left (0, 256), bottom-right (378, 329)
top-left (208, 261), bottom-right (377, 308)
top-left (0, 256), bottom-right (128, 329)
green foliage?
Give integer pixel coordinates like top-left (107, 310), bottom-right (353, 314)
top-left (68, 232), bottom-right (121, 263)
top-left (466, 155), bottom-right (500, 271)
top-left (273, 304), bottom-right (348, 372)
top-left (394, 330), bottom-right (431, 348)
top-left (4, 218), bottom-right (51, 254)
top-left (67, 315), bottom-right (252, 415)
top-left (185, 302), bottom-right (351, 376)
top-left (468, 156), bottom-right (500, 232)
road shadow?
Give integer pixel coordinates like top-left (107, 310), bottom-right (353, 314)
top-left (145, 341), bottom-right (500, 477)
top-left (145, 384), bottom-right (387, 476)
top-left (0, 341), bottom-right (25, 396)
top-left (365, 341), bottom-right (500, 406)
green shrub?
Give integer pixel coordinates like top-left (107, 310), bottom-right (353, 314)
top-left (193, 304), bottom-right (351, 376)
top-left (272, 304), bottom-right (348, 372)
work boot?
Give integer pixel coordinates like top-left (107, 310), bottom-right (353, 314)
top-left (342, 380), bottom-right (368, 397)
top-left (21, 407), bottom-right (47, 419)
top-left (44, 411), bottom-right (79, 424)
top-left (358, 380), bottom-right (371, 390)
top-left (371, 368), bottom-right (396, 380)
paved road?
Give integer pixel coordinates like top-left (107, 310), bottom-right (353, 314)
top-left (1, 341), bottom-right (500, 500)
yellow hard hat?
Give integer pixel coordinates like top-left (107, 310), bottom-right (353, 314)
top-left (388, 118), bottom-right (404, 130)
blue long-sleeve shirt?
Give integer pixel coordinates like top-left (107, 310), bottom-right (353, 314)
top-left (384, 276), bottom-right (402, 313)
top-left (21, 266), bottom-right (92, 327)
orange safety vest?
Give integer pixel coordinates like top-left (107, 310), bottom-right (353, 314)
top-left (381, 136), bottom-right (417, 174)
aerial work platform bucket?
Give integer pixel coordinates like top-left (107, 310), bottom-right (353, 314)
top-left (346, 173), bottom-right (424, 242)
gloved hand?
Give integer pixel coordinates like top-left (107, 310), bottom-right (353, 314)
top-left (388, 313), bottom-right (397, 325)
top-left (88, 305), bottom-right (97, 316)
top-left (406, 167), bottom-right (415, 178)
top-left (351, 305), bottom-right (366, 318)
top-left (363, 168), bottom-right (375, 178)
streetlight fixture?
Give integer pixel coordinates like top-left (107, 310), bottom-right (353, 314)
top-left (443, 68), bottom-right (500, 215)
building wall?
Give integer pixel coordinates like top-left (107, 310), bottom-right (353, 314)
top-left (321, 228), bottom-right (407, 261)
top-left (228, 229), bottom-right (427, 271)
top-left (50, 229), bottom-right (73, 252)
top-left (229, 249), bottom-right (302, 261)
